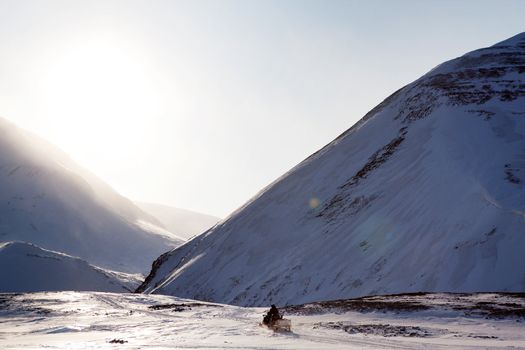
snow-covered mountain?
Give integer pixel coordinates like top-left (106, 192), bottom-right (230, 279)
top-left (0, 242), bottom-right (139, 292)
top-left (136, 202), bottom-right (219, 240)
top-left (139, 33), bottom-right (525, 306)
top-left (0, 117), bottom-right (184, 277)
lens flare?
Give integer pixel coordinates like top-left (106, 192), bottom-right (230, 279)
top-left (309, 197), bottom-right (320, 209)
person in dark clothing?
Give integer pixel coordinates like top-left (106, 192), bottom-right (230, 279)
top-left (263, 304), bottom-right (281, 326)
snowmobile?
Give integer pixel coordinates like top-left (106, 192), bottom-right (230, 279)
top-left (261, 305), bottom-right (292, 332)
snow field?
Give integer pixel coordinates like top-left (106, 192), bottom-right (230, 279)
top-left (0, 292), bottom-right (523, 349)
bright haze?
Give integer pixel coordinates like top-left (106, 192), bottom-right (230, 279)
top-left (0, 0), bottom-right (523, 217)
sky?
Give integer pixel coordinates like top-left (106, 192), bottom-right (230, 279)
top-left (0, 0), bottom-right (524, 218)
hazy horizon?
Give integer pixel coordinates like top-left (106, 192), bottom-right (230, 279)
top-left (1, 0), bottom-right (524, 217)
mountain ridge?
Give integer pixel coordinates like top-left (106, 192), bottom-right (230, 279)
top-left (136, 202), bottom-right (219, 240)
top-left (138, 32), bottom-right (525, 306)
top-left (0, 117), bottom-right (184, 278)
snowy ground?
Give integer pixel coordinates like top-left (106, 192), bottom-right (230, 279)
top-left (0, 292), bottom-right (523, 349)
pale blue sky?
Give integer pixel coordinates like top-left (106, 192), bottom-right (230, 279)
top-left (0, 0), bottom-right (524, 217)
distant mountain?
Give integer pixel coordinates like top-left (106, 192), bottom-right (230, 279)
top-left (0, 117), bottom-right (184, 281)
top-left (137, 202), bottom-right (219, 240)
top-left (138, 33), bottom-right (525, 306)
top-left (0, 241), bottom-right (140, 292)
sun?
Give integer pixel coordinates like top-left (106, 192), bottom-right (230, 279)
top-left (42, 39), bottom-right (161, 169)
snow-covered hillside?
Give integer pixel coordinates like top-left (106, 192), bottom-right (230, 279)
top-left (137, 202), bottom-right (219, 240)
top-left (139, 33), bottom-right (525, 306)
top-left (0, 291), bottom-right (523, 349)
top-left (0, 242), bottom-right (139, 292)
top-left (0, 117), bottom-right (184, 276)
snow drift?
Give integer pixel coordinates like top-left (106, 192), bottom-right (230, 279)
top-left (139, 33), bottom-right (525, 306)
top-left (0, 242), bottom-right (139, 292)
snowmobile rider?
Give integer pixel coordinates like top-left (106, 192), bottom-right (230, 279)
top-left (263, 304), bottom-right (281, 326)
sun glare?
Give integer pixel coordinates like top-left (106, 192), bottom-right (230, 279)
top-left (42, 40), bottom-right (161, 166)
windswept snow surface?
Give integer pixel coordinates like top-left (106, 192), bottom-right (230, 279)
top-left (0, 242), bottom-right (140, 293)
top-left (136, 202), bottom-right (220, 240)
top-left (140, 33), bottom-right (525, 306)
top-left (0, 117), bottom-right (184, 277)
top-left (0, 292), bottom-right (523, 349)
